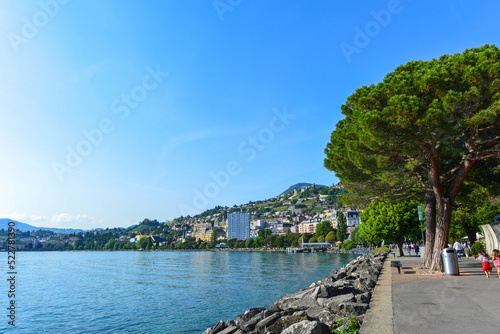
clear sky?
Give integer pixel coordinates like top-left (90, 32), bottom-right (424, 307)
top-left (1, 0), bottom-right (499, 229)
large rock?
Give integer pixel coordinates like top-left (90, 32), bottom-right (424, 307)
top-left (239, 309), bottom-right (272, 332)
top-left (204, 320), bottom-right (226, 334)
top-left (355, 292), bottom-right (371, 304)
top-left (266, 311), bottom-right (310, 334)
top-left (217, 326), bottom-right (239, 334)
top-left (320, 293), bottom-right (356, 310)
top-left (254, 311), bottom-right (283, 331)
top-left (304, 306), bottom-right (337, 326)
top-left (271, 287), bottom-right (320, 312)
top-left (353, 277), bottom-right (376, 291)
top-left (235, 308), bottom-right (267, 326)
top-left (281, 320), bottom-right (331, 334)
top-left (331, 302), bottom-right (369, 317)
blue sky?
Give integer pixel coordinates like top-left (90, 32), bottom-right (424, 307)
top-left (1, 0), bottom-right (499, 229)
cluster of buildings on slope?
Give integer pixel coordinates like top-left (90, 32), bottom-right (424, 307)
top-left (183, 209), bottom-right (362, 242)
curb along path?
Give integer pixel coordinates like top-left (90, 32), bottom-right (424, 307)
top-left (359, 257), bottom-right (393, 333)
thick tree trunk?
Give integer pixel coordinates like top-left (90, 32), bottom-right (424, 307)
top-left (429, 198), bottom-right (453, 272)
top-left (422, 189), bottom-right (436, 268)
top-left (427, 157), bottom-right (475, 272)
top-left (460, 216), bottom-right (477, 244)
top-left (397, 241), bottom-right (404, 257)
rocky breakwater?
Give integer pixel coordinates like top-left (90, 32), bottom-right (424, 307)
top-left (203, 251), bottom-right (387, 334)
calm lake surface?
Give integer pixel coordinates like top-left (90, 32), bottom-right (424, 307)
top-left (1, 251), bottom-right (358, 333)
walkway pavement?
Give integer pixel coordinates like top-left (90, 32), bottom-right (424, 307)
top-left (361, 253), bottom-right (500, 334)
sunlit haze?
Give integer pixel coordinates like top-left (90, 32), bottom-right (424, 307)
top-left (1, 0), bottom-right (499, 229)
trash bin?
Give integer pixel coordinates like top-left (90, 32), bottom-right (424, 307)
top-left (442, 248), bottom-right (459, 276)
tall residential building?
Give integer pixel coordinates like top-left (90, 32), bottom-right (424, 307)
top-left (228, 212), bottom-right (250, 240)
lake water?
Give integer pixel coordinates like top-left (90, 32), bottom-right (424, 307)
top-left (1, 251), bottom-right (358, 333)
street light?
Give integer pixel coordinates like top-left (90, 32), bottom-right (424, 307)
top-left (417, 205), bottom-right (425, 243)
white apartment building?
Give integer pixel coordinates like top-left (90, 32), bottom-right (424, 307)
top-left (228, 212), bottom-right (250, 240)
top-left (345, 211), bottom-right (361, 226)
top-left (331, 210), bottom-right (361, 227)
top-left (251, 220), bottom-right (268, 230)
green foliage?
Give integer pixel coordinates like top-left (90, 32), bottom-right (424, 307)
top-left (234, 240), bottom-right (245, 248)
top-left (227, 238), bottom-right (238, 248)
top-left (309, 236), bottom-right (317, 243)
top-left (325, 45), bottom-right (500, 201)
top-left (470, 241), bottom-right (485, 257)
top-left (360, 199), bottom-right (421, 244)
top-left (473, 202), bottom-right (500, 227)
top-left (73, 238), bottom-right (84, 250)
top-left (337, 213), bottom-right (347, 242)
top-left (105, 238), bottom-right (116, 250)
top-left (324, 45), bottom-right (500, 269)
top-left (137, 236), bottom-right (150, 249)
top-left (331, 316), bottom-right (361, 334)
top-left (245, 238), bottom-right (254, 248)
top-left (371, 245), bottom-right (390, 254)
top-left (210, 229), bottom-right (217, 243)
top-left (254, 229), bottom-right (272, 247)
top-left (342, 240), bottom-right (355, 250)
top-left (325, 231), bottom-right (337, 243)
top-left (451, 185), bottom-right (500, 243)
top-left (350, 226), bottom-right (366, 243)
top-left (316, 220), bottom-right (334, 239)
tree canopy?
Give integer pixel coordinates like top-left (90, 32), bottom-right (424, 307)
top-left (325, 45), bottom-right (500, 270)
top-left (315, 220), bottom-right (334, 239)
top-left (360, 199), bottom-right (421, 256)
top-left (336, 212), bottom-right (347, 242)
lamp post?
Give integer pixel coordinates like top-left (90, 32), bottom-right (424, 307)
top-left (417, 206), bottom-right (425, 243)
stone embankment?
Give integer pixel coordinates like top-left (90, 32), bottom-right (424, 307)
top-left (203, 251), bottom-right (387, 334)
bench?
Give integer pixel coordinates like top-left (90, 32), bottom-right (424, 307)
top-left (390, 260), bottom-right (402, 274)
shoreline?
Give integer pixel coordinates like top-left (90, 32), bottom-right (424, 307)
top-left (203, 250), bottom-right (388, 334)
top-left (7, 247), bottom-right (372, 254)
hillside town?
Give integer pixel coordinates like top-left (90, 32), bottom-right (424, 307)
top-left (1, 184), bottom-right (363, 251)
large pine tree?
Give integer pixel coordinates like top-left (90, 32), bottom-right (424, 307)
top-left (325, 45), bottom-right (500, 271)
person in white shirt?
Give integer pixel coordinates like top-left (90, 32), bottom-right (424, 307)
top-left (462, 242), bottom-right (470, 259)
top-left (453, 240), bottom-right (463, 259)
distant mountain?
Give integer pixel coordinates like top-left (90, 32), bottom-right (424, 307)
top-left (279, 183), bottom-right (327, 196)
top-left (0, 218), bottom-right (83, 234)
top-left (0, 219), bottom-right (36, 232)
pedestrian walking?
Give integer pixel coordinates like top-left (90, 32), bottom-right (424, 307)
top-left (463, 242), bottom-right (470, 259)
top-left (453, 240), bottom-right (463, 259)
top-left (414, 243), bottom-right (420, 256)
top-left (492, 249), bottom-right (500, 279)
top-left (476, 250), bottom-right (492, 278)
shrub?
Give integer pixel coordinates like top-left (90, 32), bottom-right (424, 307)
top-left (470, 241), bottom-right (484, 257)
top-left (342, 240), bottom-right (355, 250)
top-left (331, 316), bottom-right (361, 334)
top-left (370, 245), bottom-right (389, 254)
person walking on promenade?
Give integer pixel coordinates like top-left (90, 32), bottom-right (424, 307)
top-left (453, 240), bottom-right (463, 259)
top-left (463, 242), bottom-right (470, 259)
top-left (492, 249), bottom-right (500, 278)
top-left (476, 250), bottom-right (493, 278)
top-left (414, 243), bottom-right (420, 256)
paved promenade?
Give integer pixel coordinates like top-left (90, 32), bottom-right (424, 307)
top-left (361, 253), bottom-right (500, 334)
